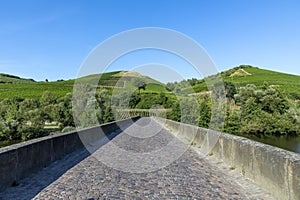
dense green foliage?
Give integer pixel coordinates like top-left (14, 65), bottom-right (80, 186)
top-left (1, 66), bottom-right (300, 148)
top-left (0, 71), bottom-right (169, 147)
top-left (0, 87), bottom-right (117, 147)
top-left (234, 84), bottom-right (299, 136)
top-left (0, 91), bottom-right (72, 142)
top-left (166, 66), bottom-right (300, 136)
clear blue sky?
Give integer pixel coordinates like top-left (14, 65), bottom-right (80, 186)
top-left (0, 0), bottom-right (299, 82)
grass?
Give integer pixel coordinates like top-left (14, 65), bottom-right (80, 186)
top-left (2, 66), bottom-right (300, 100)
top-left (0, 81), bottom-right (74, 99)
top-left (225, 67), bottom-right (300, 99)
top-left (77, 71), bottom-right (122, 85)
top-left (142, 83), bottom-right (168, 94)
top-left (0, 71), bottom-right (167, 100)
top-left (0, 73), bottom-right (35, 84)
top-left (189, 66), bottom-right (300, 99)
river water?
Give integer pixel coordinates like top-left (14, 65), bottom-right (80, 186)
top-left (240, 134), bottom-right (300, 154)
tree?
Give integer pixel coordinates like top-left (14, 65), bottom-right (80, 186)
top-left (18, 124), bottom-right (46, 141)
top-left (5, 97), bottom-right (23, 121)
top-left (198, 95), bottom-right (211, 128)
top-left (111, 91), bottom-right (130, 108)
top-left (174, 86), bottom-right (181, 95)
top-left (104, 105), bottom-right (114, 123)
top-left (41, 91), bottom-right (55, 106)
top-left (19, 98), bottom-right (40, 113)
top-left (0, 120), bottom-right (11, 140)
top-left (53, 93), bottom-right (74, 128)
top-left (260, 88), bottom-right (288, 114)
top-left (211, 81), bottom-right (226, 100)
top-left (237, 84), bottom-right (295, 136)
top-left (159, 92), bottom-right (167, 105)
top-left (0, 120), bottom-right (21, 141)
top-left (0, 99), bottom-right (10, 119)
top-left (234, 84), bottom-right (257, 105)
top-left (180, 97), bottom-right (199, 126)
top-left (166, 82), bottom-right (175, 91)
top-left (133, 78), bottom-right (146, 94)
top-left (95, 95), bottom-right (105, 124)
top-left (129, 91), bottom-right (141, 108)
top-left (187, 78), bottom-right (198, 86)
top-left (224, 82), bottom-right (237, 100)
top-left (223, 110), bottom-right (240, 135)
top-left (72, 84), bottom-right (97, 128)
top-left (168, 101), bottom-right (181, 122)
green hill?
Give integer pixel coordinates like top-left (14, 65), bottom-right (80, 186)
top-left (0, 71), bottom-right (166, 99)
top-left (2, 66), bottom-right (298, 100)
top-left (190, 65), bottom-right (300, 99)
top-left (0, 80), bottom-right (74, 99)
top-left (0, 73), bottom-right (35, 84)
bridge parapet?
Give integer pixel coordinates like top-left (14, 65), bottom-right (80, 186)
top-left (155, 117), bottom-right (300, 200)
top-left (1, 117), bottom-right (299, 199)
top-left (0, 117), bottom-right (139, 191)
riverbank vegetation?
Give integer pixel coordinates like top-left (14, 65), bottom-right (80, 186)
top-left (167, 66), bottom-right (300, 136)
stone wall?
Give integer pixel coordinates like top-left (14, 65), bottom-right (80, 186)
top-left (156, 118), bottom-right (300, 200)
top-left (0, 117), bottom-right (139, 191)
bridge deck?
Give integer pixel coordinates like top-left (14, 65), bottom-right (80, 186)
top-left (0, 118), bottom-right (274, 199)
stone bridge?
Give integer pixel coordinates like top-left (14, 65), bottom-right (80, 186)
top-left (0, 117), bottom-right (299, 200)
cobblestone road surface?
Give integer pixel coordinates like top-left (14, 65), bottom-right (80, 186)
top-left (0, 118), bottom-right (274, 200)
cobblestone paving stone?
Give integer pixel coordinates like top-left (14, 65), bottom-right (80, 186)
top-left (0, 118), bottom-right (275, 200)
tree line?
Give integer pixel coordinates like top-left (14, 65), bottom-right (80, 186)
top-left (0, 86), bottom-right (114, 146)
top-left (1, 79), bottom-right (299, 147)
top-left (166, 79), bottom-right (300, 136)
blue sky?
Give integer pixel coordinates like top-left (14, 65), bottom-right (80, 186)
top-left (0, 0), bottom-right (299, 82)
